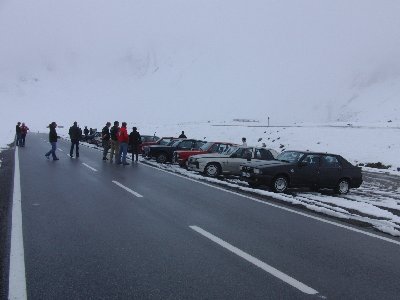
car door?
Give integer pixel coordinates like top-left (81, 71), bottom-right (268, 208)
top-left (291, 154), bottom-right (320, 187)
top-left (226, 148), bottom-right (252, 174)
top-left (318, 155), bottom-right (343, 188)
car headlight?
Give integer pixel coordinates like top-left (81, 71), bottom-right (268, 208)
top-left (254, 168), bottom-right (261, 174)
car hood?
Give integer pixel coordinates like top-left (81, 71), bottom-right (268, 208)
top-left (242, 160), bottom-right (295, 168)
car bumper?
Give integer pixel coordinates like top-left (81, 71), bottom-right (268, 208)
top-left (240, 172), bottom-right (274, 185)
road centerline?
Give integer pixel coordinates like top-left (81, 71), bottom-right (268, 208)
top-left (190, 225), bottom-right (319, 295)
top-left (82, 163), bottom-right (98, 172)
top-left (112, 180), bottom-right (143, 198)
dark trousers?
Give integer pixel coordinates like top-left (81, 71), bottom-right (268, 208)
top-left (132, 144), bottom-right (140, 161)
top-left (21, 134), bottom-right (26, 146)
top-left (16, 133), bottom-right (21, 146)
top-left (102, 140), bottom-right (110, 158)
top-left (70, 140), bottom-right (79, 157)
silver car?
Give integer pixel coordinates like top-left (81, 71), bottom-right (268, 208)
top-left (187, 146), bottom-right (278, 177)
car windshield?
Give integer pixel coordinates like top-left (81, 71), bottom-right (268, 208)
top-left (222, 146), bottom-right (239, 156)
top-left (170, 140), bottom-right (182, 147)
top-left (277, 151), bottom-right (304, 163)
top-left (200, 142), bottom-right (213, 151)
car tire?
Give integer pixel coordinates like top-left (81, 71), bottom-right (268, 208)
top-left (335, 179), bottom-right (350, 194)
top-left (156, 153), bottom-right (168, 163)
top-left (204, 163), bottom-right (221, 177)
top-left (271, 176), bottom-right (288, 193)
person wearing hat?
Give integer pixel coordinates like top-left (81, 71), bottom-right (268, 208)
top-left (68, 121), bottom-right (82, 158)
top-left (129, 126), bottom-right (142, 162)
top-left (45, 122), bottom-right (60, 160)
top-left (102, 121), bottom-right (112, 161)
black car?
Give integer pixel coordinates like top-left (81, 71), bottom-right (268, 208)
top-left (240, 150), bottom-right (363, 194)
top-left (144, 139), bottom-right (206, 163)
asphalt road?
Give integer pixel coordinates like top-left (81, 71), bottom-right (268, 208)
top-left (7, 133), bottom-right (400, 299)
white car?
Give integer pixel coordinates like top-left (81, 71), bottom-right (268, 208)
top-left (187, 146), bottom-right (278, 177)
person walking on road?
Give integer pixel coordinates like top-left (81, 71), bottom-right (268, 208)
top-left (45, 122), bottom-right (60, 160)
top-left (68, 121), bottom-right (82, 158)
top-left (109, 121), bottom-right (120, 163)
top-left (129, 127), bottom-right (142, 162)
top-left (179, 131), bottom-right (187, 138)
top-left (117, 122), bottom-right (129, 165)
top-left (102, 122), bottom-right (111, 161)
top-left (15, 122), bottom-right (21, 146)
top-left (20, 122), bottom-right (29, 147)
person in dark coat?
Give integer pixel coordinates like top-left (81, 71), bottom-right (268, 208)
top-left (109, 121), bottom-right (120, 163)
top-left (45, 122), bottom-right (60, 160)
top-left (15, 122), bottom-right (21, 146)
top-left (68, 121), bottom-right (82, 158)
top-left (83, 126), bottom-right (89, 137)
top-left (179, 131), bottom-right (187, 138)
top-left (102, 122), bottom-right (111, 160)
top-left (129, 127), bottom-right (142, 162)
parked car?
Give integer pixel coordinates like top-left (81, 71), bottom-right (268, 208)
top-left (240, 150), bottom-right (363, 194)
top-left (144, 139), bottom-right (206, 163)
top-left (141, 137), bottom-right (177, 154)
top-left (128, 135), bottom-right (160, 153)
top-left (173, 142), bottom-right (236, 168)
top-left (187, 146), bottom-right (278, 177)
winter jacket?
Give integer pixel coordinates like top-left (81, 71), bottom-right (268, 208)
top-left (102, 126), bottom-right (110, 141)
top-left (20, 125), bottom-right (29, 135)
top-left (69, 125), bottom-right (81, 141)
top-left (129, 131), bottom-right (142, 146)
top-left (118, 126), bottom-right (129, 143)
top-left (179, 133), bottom-right (187, 138)
top-left (16, 125), bottom-right (21, 134)
top-left (49, 126), bottom-right (58, 143)
top-left (110, 126), bottom-right (119, 141)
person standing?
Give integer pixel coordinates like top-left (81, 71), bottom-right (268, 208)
top-left (20, 122), bottom-right (29, 147)
top-left (109, 121), bottom-right (120, 163)
top-left (83, 126), bottom-right (89, 138)
top-left (102, 122), bottom-right (111, 161)
top-left (117, 122), bottom-right (129, 165)
top-left (45, 122), bottom-right (60, 160)
top-left (15, 122), bottom-right (21, 146)
top-left (129, 127), bottom-right (142, 162)
top-left (179, 131), bottom-right (187, 138)
top-left (241, 137), bottom-right (247, 147)
top-left (68, 121), bottom-right (81, 158)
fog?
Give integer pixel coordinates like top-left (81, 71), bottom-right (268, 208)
top-left (1, 0), bottom-right (400, 130)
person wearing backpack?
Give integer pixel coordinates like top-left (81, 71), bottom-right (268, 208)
top-left (116, 122), bottom-right (129, 165)
top-left (109, 121), bottom-right (120, 163)
top-left (129, 127), bottom-right (142, 162)
top-left (68, 121), bottom-right (81, 158)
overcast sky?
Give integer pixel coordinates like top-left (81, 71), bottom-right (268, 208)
top-left (1, 0), bottom-right (400, 129)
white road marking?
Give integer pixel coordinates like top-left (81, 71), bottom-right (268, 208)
top-left (141, 162), bottom-right (400, 246)
top-left (82, 163), bottom-right (98, 172)
top-left (112, 180), bottom-right (143, 198)
top-left (9, 147), bottom-right (27, 300)
top-left (190, 225), bottom-right (318, 295)
top-left (58, 148), bottom-right (63, 152)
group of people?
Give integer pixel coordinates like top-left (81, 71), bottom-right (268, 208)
top-left (15, 122), bottom-right (29, 147)
top-left (101, 121), bottom-right (142, 165)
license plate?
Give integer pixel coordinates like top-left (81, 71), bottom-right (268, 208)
top-left (242, 172), bottom-right (251, 178)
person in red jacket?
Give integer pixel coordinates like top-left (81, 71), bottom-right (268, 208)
top-left (116, 122), bottom-right (129, 165)
top-left (20, 122), bottom-right (30, 147)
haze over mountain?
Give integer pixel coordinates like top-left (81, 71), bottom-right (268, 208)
top-left (1, 0), bottom-right (400, 130)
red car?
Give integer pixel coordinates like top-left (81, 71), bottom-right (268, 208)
top-left (173, 142), bottom-right (236, 168)
top-left (141, 137), bottom-right (178, 154)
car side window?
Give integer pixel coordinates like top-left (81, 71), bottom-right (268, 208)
top-left (241, 148), bottom-right (253, 159)
top-left (194, 141), bottom-right (205, 149)
top-left (302, 154), bottom-right (320, 166)
top-left (322, 155), bottom-right (341, 168)
top-left (218, 144), bottom-right (229, 153)
top-left (256, 149), bottom-right (273, 160)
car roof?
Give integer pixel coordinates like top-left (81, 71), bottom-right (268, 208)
top-left (282, 150), bottom-right (341, 157)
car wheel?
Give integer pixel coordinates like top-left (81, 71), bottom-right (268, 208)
top-left (336, 179), bottom-right (350, 194)
top-left (156, 153), bottom-right (167, 163)
top-left (205, 163), bottom-right (221, 177)
top-left (272, 176), bottom-right (288, 193)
